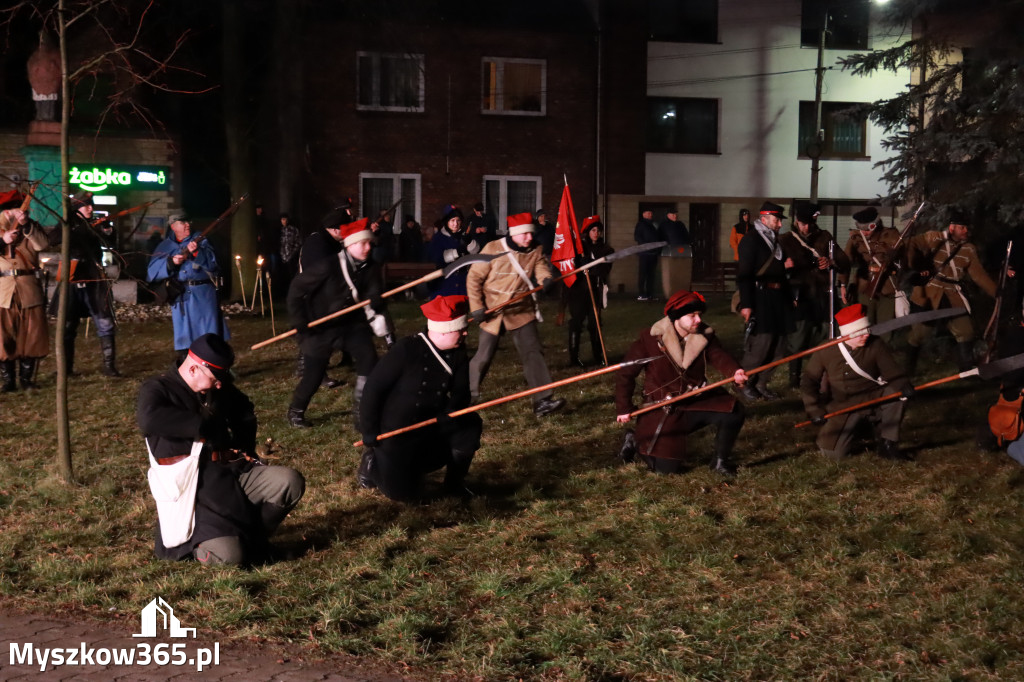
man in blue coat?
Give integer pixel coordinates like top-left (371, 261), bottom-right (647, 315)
top-left (148, 213), bottom-right (228, 358)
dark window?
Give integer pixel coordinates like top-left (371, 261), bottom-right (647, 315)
top-left (801, 0), bottom-right (869, 50)
top-left (648, 0), bottom-right (718, 43)
top-left (647, 97), bottom-right (718, 155)
top-left (798, 101), bottom-right (867, 159)
top-left (357, 52), bottom-right (424, 111)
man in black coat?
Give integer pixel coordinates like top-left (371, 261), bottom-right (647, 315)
top-left (659, 209), bottom-right (690, 246)
top-left (359, 295), bottom-right (483, 500)
top-left (136, 334), bottom-right (305, 565)
top-left (287, 216), bottom-right (387, 427)
top-left (736, 201), bottom-right (795, 401)
top-left (634, 209), bottom-right (661, 300)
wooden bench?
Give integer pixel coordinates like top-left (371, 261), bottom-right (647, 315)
top-left (383, 261), bottom-right (435, 283)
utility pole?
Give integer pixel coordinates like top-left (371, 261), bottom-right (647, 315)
top-left (809, 13), bottom-right (829, 203)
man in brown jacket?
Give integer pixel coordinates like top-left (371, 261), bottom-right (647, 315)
top-left (905, 210), bottom-right (997, 373)
top-left (801, 304), bottom-right (915, 461)
top-left (468, 212), bottom-right (565, 416)
top-left (615, 290), bottom-right (749, 475)
top-left (0, 199), bottom-right (49, 391)
top-left (843, 207), bottom-right (904, 336)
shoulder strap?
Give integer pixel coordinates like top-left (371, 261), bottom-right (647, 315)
top-left (838, 343), bottom-right (886, 386)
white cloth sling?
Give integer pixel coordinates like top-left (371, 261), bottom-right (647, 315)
top-left (838, 342), bottom-right (887, 386)
top-left (145, 440), bottom-right (204, 547)
top-left (501, 240), bottom-right (543, 323)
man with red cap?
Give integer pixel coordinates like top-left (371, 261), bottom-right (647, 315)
top-left (358, 295), bottom-right (483, 500)
top-left (136, 333), bottom-right (305, 565)
top-left (467, 211), bottom-right (564, 416)
top-left (800, 304), bottom-right (915, 461)
top-left (286, 215), bottom-right (388, 428)
top-left (736, 201), bottom-right (795, 401)
top-left (615, 290), bottom-right (749, 475)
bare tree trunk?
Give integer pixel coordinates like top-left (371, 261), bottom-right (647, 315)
top-left (55, 0), bottom-right (73, 483)
top-left (223, 0), bottom-right (256, 297)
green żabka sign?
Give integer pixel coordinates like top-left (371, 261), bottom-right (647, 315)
top-left (69, 165), bottom-right (170, 193)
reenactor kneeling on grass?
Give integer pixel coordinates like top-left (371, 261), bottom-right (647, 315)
top-left (800, 304), bottom-right (915, 461)
top-left (358, 295), bottom-right (482, 500)
top-left (615, 290), bottom-right (749, 476)
top-left (137, 334), bottom-right (305, 565)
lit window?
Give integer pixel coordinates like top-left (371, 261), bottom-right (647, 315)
top-left (357, 52), bottom-right (424, 112)
top-left (798, 101), bottom-right (868, 159)
top-left (483, 176), bottom-right (541, 231)
top-left (647, 97), bottom-right (719, 154)
top-left (482, 58), bottom-right (546, 116)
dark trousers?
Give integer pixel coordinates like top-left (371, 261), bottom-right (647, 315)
top-left (291, 326), bottom-right (377, 412)
top-left (637, 254), bottom-right (658, 299)
top-left (741, 332), bottom-right (788, 389)
top-left (373, 414), bottom-right (483, 500)
top-left (470, 322), bottom-right (553, 400)
top-left (641, 404), bottom-right (745, 474)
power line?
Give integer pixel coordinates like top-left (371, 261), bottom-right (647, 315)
top-left (649, 66), bottom-right (834, 88)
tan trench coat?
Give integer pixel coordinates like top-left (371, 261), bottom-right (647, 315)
top-left (467, 238), bottom-right (555, 336)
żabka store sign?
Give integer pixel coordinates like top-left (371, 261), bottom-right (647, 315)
top-left (69, 165), bottom-right (170, 193)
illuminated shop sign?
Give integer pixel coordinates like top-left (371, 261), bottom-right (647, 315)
top-left (68, 165), bottom-right (170, 193)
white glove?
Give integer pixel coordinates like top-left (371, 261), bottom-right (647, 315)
top-left (466, 240), bottom-right (481, 254)
top-left (443, 248), bottom-right (460, 263)
top-left (369, 314), bottom-right (389, 338)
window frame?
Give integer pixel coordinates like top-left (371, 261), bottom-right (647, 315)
top-left (356, 51), bottom-right (425, 113)
top-left (646, 96), bottom-right (720, 155)
top-left (358, 172), bottom-right (422, 226)
top-left (797, 101), bottom-right (869, 160)
top-left (482, 175), bottom-right (543, 232)
top-left (481, 57), bottom-right (547, 117)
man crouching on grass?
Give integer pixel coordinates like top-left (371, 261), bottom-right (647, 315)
top-left (615, 290), bottom-right (749, 475)
top-left (136, 333), bottom-right (305, 565)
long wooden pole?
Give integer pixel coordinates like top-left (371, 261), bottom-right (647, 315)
top-left (583, 269), bottom-right (608, 365)
top-left (353, 356), bottom-right (658, 447)
top-left (794, 373), bottom-right (962, 428)
top-left (628, 335), bottom-right (850, 419)
top-left (250, 268), bottom-right (443, 350)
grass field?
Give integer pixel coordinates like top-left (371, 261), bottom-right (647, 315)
top-left (1, 292), bottom-right (1022, 681)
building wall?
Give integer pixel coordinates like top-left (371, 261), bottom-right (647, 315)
top-left (301, 21), bottom-right (598, 229)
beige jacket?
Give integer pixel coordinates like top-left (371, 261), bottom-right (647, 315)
top-left (908, 230), bottom-right (996, 309)
top-left (0, 220), bottom-right (48, 309)
top-left (467, 237), bottom-right (555, 335)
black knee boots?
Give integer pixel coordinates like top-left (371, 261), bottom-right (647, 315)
top-left (0, 360), bottom-right (15, 393)
top-left (568, 331), bottom-right (583, 368)
top-left (19, 358), bottom-right (38, 389)
top-left (100, 336), bottom-right (120, 377)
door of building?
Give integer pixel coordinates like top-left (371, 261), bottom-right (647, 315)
top-left (689, 203), bottom-right (719, 282)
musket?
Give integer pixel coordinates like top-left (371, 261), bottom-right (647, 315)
top-left (92, 199), bottom-right (157, 230)
top-left (250, 252), bottom-right (497, 350)
top-left (794, 351), bottom-right (1024, 428)
top-left (480, 241), bottom-right (667, 318)
top-left (353, 355), bottom-right (660, 447)
top-left (158, 193), bottom-right (250, 261)
top-left (118, 200), bottom-right (159, 242)
top-left (868, 201), bottom-right (925, 300)
top-left (628, 306), bottom-right (964, 420)
top-left (828, 239), bottom-right (836, 339)
top-left (982, 240), bottom-right (1013, 362)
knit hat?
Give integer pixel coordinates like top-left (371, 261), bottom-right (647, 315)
top-left (421, 295), bottom-right (469, 333)
top-left (836, 304), bottom-right (870, 337)
top-left (341, 217), bottom-right (372, 246)
top-left (441, 204), bottom-right (464, 224)
top-left (70, 191), bottom-right (94, 209)
top-left (188, 333), bottom-right (235, 381)
top-left (664, 290), bottom-right (707, 320)
top-left (508, 212), bottom-right (535, 236)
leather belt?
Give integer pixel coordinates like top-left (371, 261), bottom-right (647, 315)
top-left (156, 450), bottom-right (223, 466)
top-left (185, 279), bottom-right (212, 286)
top-left (935, 275), bottom-right (961, 285)
top-left (0, 269), bottom-right (39, 277)
top-left (759, 282), bottom-right (783, 290)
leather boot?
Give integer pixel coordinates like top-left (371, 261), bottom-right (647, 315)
top-left (618, 429), bottom-right (637, 464)
top-left (788, 359), bottom-right (802, 389)
top-left (590, 336), bottom-right (604, 366)
top-left (905, 345), bottom-right (920, 377)
top-left (443, 450), bottom-right (475, 497)
top-left (99, 336), bottom-right (121, 377)
top-left (568, 330), bottom-right (583, 368)
top-left (63, 332), bottom-right (77, 376)
top-left (322, 373), bottom-right (345, 389)
top-left (19, 358), bottom-right (39, 390)
top-left (352, 375), bottom-right (367, 427)
top-left (0, 360), bottom-right (16, 393)
top-left (957, 341), bottom-right (975, 372)
top-left (357, 448), bottom-right (377, 489)
top-left (288, 407), bottom-right (311, 428)
top-left (877, 438), bottom-right (912, 461)
top-left (709, 456), bottom-right (737, 476)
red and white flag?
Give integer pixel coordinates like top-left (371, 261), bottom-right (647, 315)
top-left (551, 182), bottom-right (583, 287)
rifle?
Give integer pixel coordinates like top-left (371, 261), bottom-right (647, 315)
top-left (153, 193), bottom-right (249, 305)
top-left (982, 240), bottom-right (1013, 362)
top-left (868, 202), bottom-right (925, 300)
top-left (92, 199), bottom-right (157, 230)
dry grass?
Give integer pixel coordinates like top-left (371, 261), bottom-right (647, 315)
top-left (1, 292), bottom-right (1022, 681)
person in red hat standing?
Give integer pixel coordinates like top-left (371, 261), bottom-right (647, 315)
top-left (615, 290), bottom-right (749, 475)
top-left (358, 295), bottom-right (483, 500)
top-left (800, 304), bottom-right (915, 461)
top-left (286, 216), bottom-right (388, 428)
top-left (467, 212), bottom-right (565, 416)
